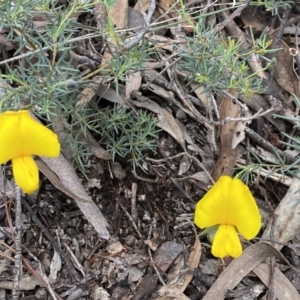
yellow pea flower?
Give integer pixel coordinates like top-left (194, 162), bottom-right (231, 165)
top-left (0, 110), bottom-right (60, 194)
top-left (194, 176), bottom-right (261, 258)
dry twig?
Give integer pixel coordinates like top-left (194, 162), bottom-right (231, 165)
top-left (122, 0), bottom-right (156, 50)
top-left (130, 182), bottom-right (138, 223)
top-left (117, 199), bottom-right (142, 238)
top-left (12, 184), bottom-right (22, 300)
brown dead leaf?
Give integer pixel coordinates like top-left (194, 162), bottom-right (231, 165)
top-left (273, 40), bottom-right (300, 100)
top-left (76, 77), bottom-right (102, 107)
top-left (108, 0), bottom-right (128, 29)
top-left (189, 172), bottom-right (210, 185)
top-left (156, 287), bottom-right (191, 300)
top-left (144, 80), bottom-right (172, 100)
top-left (240, 6), bottom-right (268, 32)
top-left (253, 263), bottom-right (300, 300)
top-left (179, 122), bottom-right (203, 154)
top-left (36, 155), bottom-right (110, 240)
top-left (153, 242), bottom-right (183, 273)
top-left (177, 155), bottom-right (191, 176)
top-left (187, 228), bottom-right (202, 270)
top-left (128, 7), bottom-right (145, 32)
top-left (157, 0), bottom-right (175, 13)
top-left (78, 129), bottom-right (111, 160)
top-left (111, 162), bottom-right (126, 180)
top-left (211, 92), bottom-right (241, 181)
top-left (132, 274), bottom-right (158, 300)
top-left (126, 72), bottom-right (142, 100)
top-left (130, 96), bottom-right (186, 150)
top-left (94, 3), bottom-right (107, 29)
top-left (263, 176), bottom-right (300, 250)
top-left (49, 249), bottom-right (61, 281)
top-left (96, 83), bottom-right (125, 105)
top-left (101, 45), bottom-right (114, 68)
top-left (134, 0), bottom-right (150, 12)
top-left (202, 242), bottom-right (291, 300)
top-left (191, 83), bottom-right (208, 110)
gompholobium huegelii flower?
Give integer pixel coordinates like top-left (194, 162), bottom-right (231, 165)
top-left (0, 110), bottom-right (60, 194)
top-left (194, 176), bottom-right (261, 258)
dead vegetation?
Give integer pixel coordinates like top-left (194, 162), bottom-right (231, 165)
top-left (1, 0), bottom-right (300, 299)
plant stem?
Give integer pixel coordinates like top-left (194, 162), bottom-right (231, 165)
top-left (12, 183), bottom-right (22, 300)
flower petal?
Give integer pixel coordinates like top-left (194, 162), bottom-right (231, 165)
top-left (212, 224), bottom-right (242, 258)
top-left (226, 177), bottom-right (261, 239)
top-left (0, 110), bottom-right (60, 164)
top-left (194, 176), bottom-right (232, 228)
top-left (12, 156), bottom-right (39, 194)
top-left (194, 176), bottom-right (261, 239)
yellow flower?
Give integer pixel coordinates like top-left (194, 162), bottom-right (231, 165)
top-left (194, 176), bottom-right (261, 258)
top-left (0, 110), bottom-right (60, 194)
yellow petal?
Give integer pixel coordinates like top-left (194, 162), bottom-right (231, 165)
top-left (212, 225), bottom-right (242, 258)
top-left (194, 176), bottom-right (261, 239)
top-left (12, 156), bottom-right (39, 194)
top-left (194, 176), bottom-right (232, 228)
top-left (226, 177), bottom-right (261, 239)
top-left (0, 110), bottom-right (60, 164)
